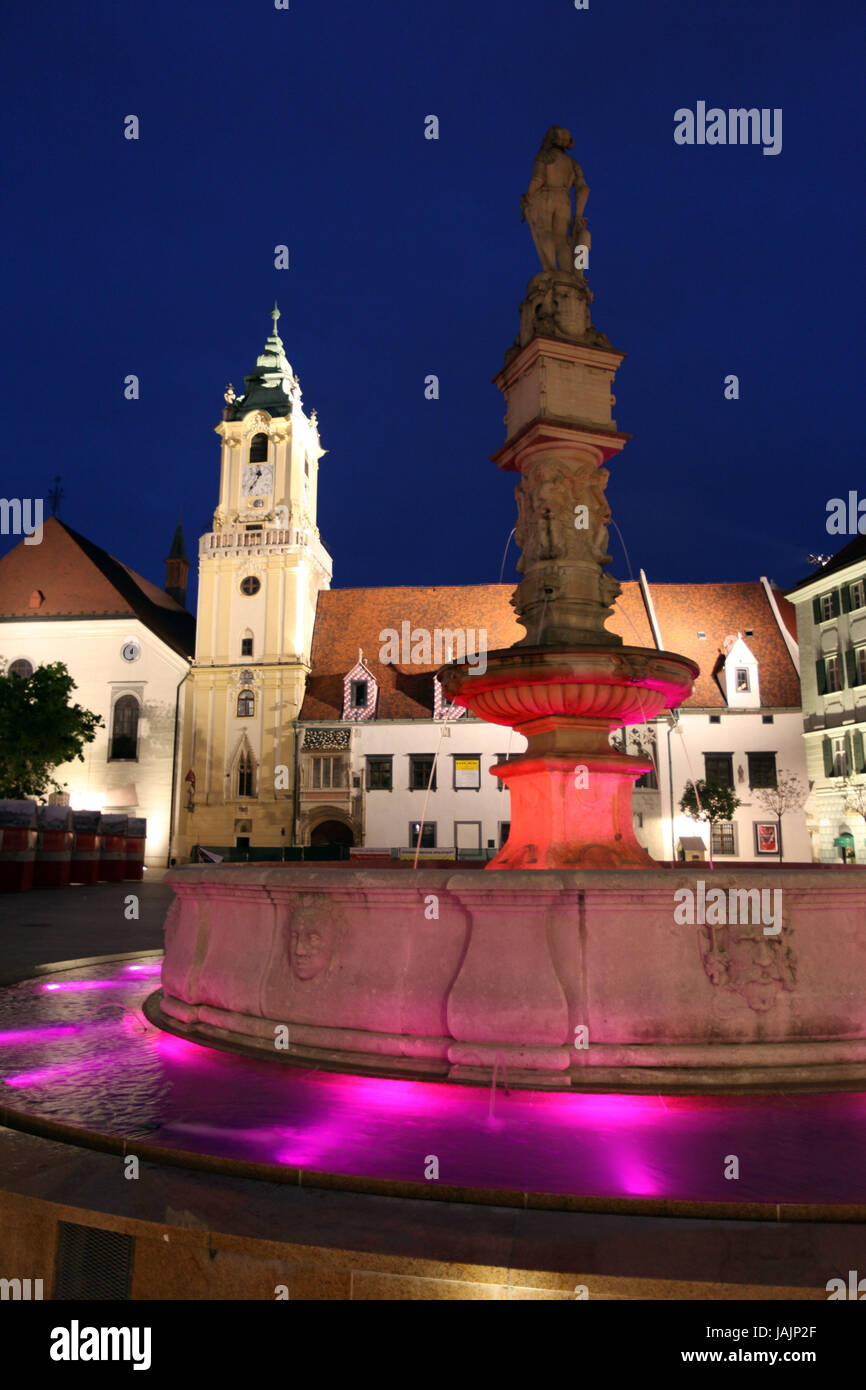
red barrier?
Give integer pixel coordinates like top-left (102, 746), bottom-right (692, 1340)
top-left (35, 806), bottom-right (75, 888)
top-left (124, 817), bottom-right (147, 880)
top-left (0, 801), bottom-right (38, 892)
top-left (99, 814), bottom-right (128, 882)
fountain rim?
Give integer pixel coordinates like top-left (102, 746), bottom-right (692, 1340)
top-left (2, 953), bottom-right (866, 1221)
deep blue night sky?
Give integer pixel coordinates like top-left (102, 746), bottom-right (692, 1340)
top-left (3, 0), bottom-right (863, 611)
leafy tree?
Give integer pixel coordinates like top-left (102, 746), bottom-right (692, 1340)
top-left (753, 770), bottom-right (807, 862)
top-left (679, 778), bottom-right (741, 870)
top-left (0, 661), bottom-right (102, 800)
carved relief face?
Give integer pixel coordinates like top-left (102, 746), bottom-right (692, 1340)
top-left (701, 924), bottom-right (795, 1013)
top-left (289, 897), bottom-right (339, 981)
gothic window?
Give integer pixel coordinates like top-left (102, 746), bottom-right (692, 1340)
top-left (249, 433), bottom-right (268, 463)
top-left (237, 751), bottom-right (254, 798)
top-left (237, 690), bottom-right (255, 718)
top-left (110, 695), bottom-right (139, 761)
top-left (312, 756), bottom-right (342, 789)
top-left (8, 659), bottom-right (33, 679)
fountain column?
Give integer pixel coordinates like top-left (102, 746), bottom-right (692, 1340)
top-left (440, 127), bottom-right (698, 868)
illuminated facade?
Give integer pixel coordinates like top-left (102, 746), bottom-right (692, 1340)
top-left (171, 307), bottom-right (332, 860)
top-left (0, 518), bottom-right (193, 865)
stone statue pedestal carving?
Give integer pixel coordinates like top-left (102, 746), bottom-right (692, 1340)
top-left (514, 272), bottom-right (612, 354)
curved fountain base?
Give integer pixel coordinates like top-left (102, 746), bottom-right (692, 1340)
top-left (160, 864), bottom-right (866, 1091)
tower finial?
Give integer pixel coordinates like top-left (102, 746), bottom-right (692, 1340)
top-left (271, 301), bottom-right (280, 337)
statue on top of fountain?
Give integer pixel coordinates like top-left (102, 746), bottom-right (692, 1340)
top-left (515, 126), bottom-right (612, 352)
top-left (521, 126), bottom-right (591, 277)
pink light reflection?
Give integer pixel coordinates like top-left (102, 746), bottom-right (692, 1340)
top-left (3, 1051), bottom-right (123, 1088)
top-left (0, 1025), bottom-right (82, 1044)
top-left (41, 980), bottom-right (119, 993)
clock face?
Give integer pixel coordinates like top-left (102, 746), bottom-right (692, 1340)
top-left (242, 464), bottom-right (273, 498)
top-left (121, 641), bottom-right (140, 662)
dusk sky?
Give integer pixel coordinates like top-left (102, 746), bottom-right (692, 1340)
top-left (3, 0), bottom-right (862, 610)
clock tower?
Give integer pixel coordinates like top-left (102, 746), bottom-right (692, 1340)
top-left (172, 306), bottom-right (333, 860)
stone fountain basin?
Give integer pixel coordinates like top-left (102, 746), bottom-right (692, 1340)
top-left (438, 645), bottom-right (698, 728)
top-left (159, 864), bottom-right (866, 1091)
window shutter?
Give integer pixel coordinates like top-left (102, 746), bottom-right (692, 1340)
top-left (822, 736), bottom-right (833, 778)
top-left (853, 731), bottom-right (865, 775)
top-left (812, 596), bottom-right (822, 624)
top-left (846, 648), bottom-right (857, 687)
top-left (839, 652), bottom-right (847, 689)
top-left (816, 658), bottom-right (827, 695)
top-left (832, 589), bottom-right (841, 617)
top-left (841, 585), bottom-right (852, 613)
top-left (844, 732), bottom-right (853, 776)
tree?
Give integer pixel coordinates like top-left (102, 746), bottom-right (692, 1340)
top-left (679, 778), bottom-right (741, 870)
top-left (753, 771), bottom-right (807, 863)
top-left (0, 661), bottom-right (102, 800)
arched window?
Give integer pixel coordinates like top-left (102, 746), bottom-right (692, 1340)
top-left (237, 751), bottom-right (254, 798)
top-left (249, 433), bottom-right (268, 463)
top-left (237, 689), bottom-right (255, 718)
top-left (9, 659), bottom-right (33, 680)
top-left (110, 694), bottom-right (139, 760)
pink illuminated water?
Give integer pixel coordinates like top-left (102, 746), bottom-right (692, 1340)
top-left (1, 959), bottom-right (865, 1204)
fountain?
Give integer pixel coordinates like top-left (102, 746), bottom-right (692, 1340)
top-left (4, 132), bottom-right (866, 1308)
top-left (152, 129), bottom-right (866, 1092)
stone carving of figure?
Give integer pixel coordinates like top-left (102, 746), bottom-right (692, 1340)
top-left (515, 455), bottom-right (613, 571)
top-left (521, 126), bottom-right (590, 275)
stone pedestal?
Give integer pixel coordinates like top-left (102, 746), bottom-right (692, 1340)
top-left (439, 646), bottom-right (698, 870)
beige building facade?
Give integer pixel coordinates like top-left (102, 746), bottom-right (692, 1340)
top-left (172, 307), bottom-right (332, 860)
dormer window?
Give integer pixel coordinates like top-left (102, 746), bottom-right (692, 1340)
top-left (249, 433), bottom-right (268, 463)
top-left (342, 659), bottom-right (377, 720)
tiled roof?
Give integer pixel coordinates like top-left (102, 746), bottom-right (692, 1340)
top-left (0, 518), bottom-right (195, 659)
top-left (300, 579), bottom-right (800, 719)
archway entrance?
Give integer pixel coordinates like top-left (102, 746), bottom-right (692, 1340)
top-left (310, 819), bottom-right (354, 848)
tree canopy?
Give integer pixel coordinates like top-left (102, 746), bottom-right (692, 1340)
top-left (0, 661), bottom-right (102, 800)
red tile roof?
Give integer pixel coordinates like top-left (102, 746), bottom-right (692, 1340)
top-left (0, 518), bottom-right (194, 658)
top-left (300, 580), bottom-right (800, 719)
